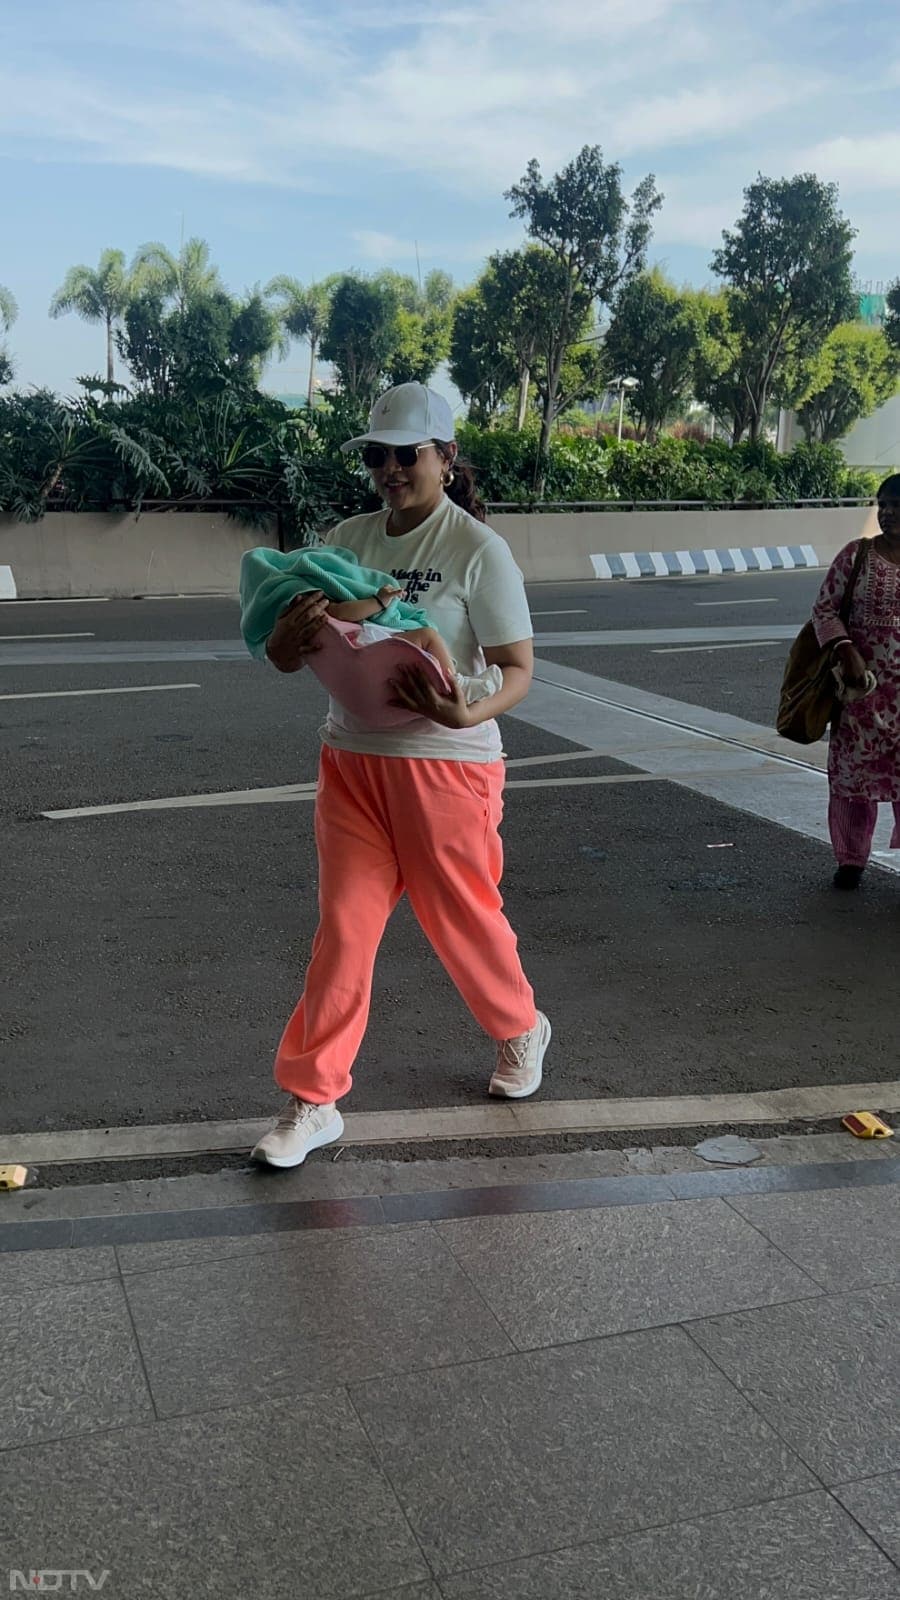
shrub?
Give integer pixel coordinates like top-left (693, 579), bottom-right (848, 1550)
top-left (0, 388), bottom-right (880, 525)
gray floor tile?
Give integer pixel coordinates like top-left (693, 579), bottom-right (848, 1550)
top-left (360, 1588), bottom-right (441, 1599)
top-left (350, 1327), bottom-right (816, 1578)
top-left (0, 1279), bottom-right (153, 1449)
top-left (439, 1493), bottom-right (900, 1598)
top-left (0, 1244), bottom-right (117, 1293)
top-left (0, 1390), bottom-right (428, 1598)
top-left (835, 1474), bottom-right (900, 1566)
top-left (116, 1221), bottom-right (418, 1275)
top-left (435, 1199), bottom-right (819, 1348)
top-left (124, 1224), bottom-right (510, 1417)
top-left (689, 1285), bottom-right (900, 1484)
top-left (728, 1186), bottom-right (900, 1292)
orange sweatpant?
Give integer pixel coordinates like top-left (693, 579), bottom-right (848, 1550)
top-left (274, 745), bottom-right (537, 1105)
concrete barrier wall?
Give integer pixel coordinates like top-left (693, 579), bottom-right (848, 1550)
top-left (490, 506), bottom-right (877, 582)
top-left (0, 512), bottom-right (265, 600)
top-left (0, 505), bottom-right (879, 599)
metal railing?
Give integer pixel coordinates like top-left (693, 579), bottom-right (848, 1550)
top-left (485, 496), bottom-right (875, 513)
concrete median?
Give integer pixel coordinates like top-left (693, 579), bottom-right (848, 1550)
top-left (0, 505), bottom-right (877, 599)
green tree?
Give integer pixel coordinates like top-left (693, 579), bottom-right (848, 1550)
top-left (49, 249), bottom-right (136, 382)
top-left (373, 269), bottom-right (456, 388)
top-left (266, 276), bottom-right (336, 407)
top-left (131, 236), bottom-right (223, 314)
top-left (448, 283), bottom-right (519, 425)
top-left (422, 270), bottom-right (455, 313)
top-left (320, 274), bottom-right (402, 405)
top-left (604, 270), bottom-right (707, 441)
top-left (483, 247), bottom-right (602, 437)
top-left (710, 173), bottom-right (856, 443)
top-left (506, 144), bottom-right (662, 479)
top-left (483, 250), bottom-right (545, 430)
top-left (884, 280), bottom-right (900, 352)
top-left (792, 322), bottom-right (900, 444)
top-left (691, 291), bottom-right (757, 444)
top-left (0, 284), bottom-right (17, 387)
top-left (117, 287), bottom-right (280, 398)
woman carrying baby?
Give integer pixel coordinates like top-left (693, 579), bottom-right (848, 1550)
top-left (248, 382), bottom-right (551, 1167)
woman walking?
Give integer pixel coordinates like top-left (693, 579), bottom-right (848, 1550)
top-left (812, 474), bottom-right (900, 889)
top-left (251, 383), bottom-right (550, 1167)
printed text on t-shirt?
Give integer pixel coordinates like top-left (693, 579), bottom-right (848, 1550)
top-left (391, 566), bottom-right (443, 603)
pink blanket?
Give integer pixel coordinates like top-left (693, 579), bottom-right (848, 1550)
top-left (307, 617), bottom-right (452, 728)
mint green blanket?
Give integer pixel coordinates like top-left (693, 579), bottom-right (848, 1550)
top-left (239, 544), bottom-right (433, 661)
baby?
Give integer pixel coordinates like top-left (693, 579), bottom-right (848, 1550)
top-left (239, 545), bottom-right (501, 706)
top-left (323, 584), bottom-right (499, 704)
top-left (325, 584), bottom-right (454, 677)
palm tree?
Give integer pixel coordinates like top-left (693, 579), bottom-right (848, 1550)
top-left (0, 284), bottom-right (16, 386)
top-left (266, 276), bottom-right (336, 408)
top-left (0, 285), bottom-right (16, 334)
top-left (49, 249), bottom-right (134, 383)
top-left (132, 237), bottom-right (223, 314)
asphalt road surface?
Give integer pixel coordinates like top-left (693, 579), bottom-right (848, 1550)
top-left (3, 565), bottom-right (898, 1138)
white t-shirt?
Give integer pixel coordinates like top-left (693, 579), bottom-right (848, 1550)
top-left (319, 496), bottom-right (532, 762)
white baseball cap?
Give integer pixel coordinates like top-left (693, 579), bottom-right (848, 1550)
top-left (341, 383), bottom-right (456, 453)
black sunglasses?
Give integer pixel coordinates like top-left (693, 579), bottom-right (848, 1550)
top-left (361, 443), bottom-right (434, 470)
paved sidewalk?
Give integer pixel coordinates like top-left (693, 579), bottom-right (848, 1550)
top-left (1, 1148), bottom-right (898, 1597)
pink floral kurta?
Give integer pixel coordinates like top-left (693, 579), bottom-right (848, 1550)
top-left (812, 539), bottom-right (900, 801)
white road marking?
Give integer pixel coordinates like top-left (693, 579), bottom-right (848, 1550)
top-left (530, 609), bottom-right (588, 616)
top-left (514, 663), bottom-right (900, 872)
top-left (6, 1079), bottom-right (900, 1163)
top-left (694, 599), bottom-right (779, 607)
top-left (1, 683), bottom-right (201, 703)
top-left (652, 640), bottom-right (783, 654)
top-left (507, 768), bottom-right (785, 789)
top-left (0, 631), bottom-right (94, 641)
top-left (505, 749), bottom-right (605, 769)
top-left (43, 781), bottom-right (319, 819)
top-left (533, 626), bottom-right (798, 647)
top-left (41, 762), bottom-right (800, 819)
top-left (0, 626), bottom-right (805, 664)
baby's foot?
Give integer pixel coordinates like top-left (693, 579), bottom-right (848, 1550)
top-left (454, 664), bottom-right (504, 705)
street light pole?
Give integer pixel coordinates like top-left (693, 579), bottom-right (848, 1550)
top-left (614, 376), bottom-right (637, 442)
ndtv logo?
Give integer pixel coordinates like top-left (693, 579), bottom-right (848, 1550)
top-left (9, 1575), bottom-right (110, 1593)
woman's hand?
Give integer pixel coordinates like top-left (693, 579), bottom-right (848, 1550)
top-left (389, 665), bottom-right (474, 729)
top-left (265, 592), bottom-right (329, 673)
top-left (833, 640), bottom-right (869, 688)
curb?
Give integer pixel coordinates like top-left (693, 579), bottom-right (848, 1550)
top-left (591, 545), bottom-right (820, 579)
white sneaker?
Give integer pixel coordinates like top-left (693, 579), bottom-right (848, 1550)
top-left (489, 1011), bottom-right (551, 1099)
top-left (251, 1097), bottom-right (344, 1169)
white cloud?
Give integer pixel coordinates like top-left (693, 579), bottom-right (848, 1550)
top-left (351, 231), bottom-right (418, 262)
top-left (653, 195), bottom-right (735, 253)
top-left (799, 133), bottom-right (900, 192)
top-left (615, 77), bottom-right (820, 155)
top-left (350, 229), bottom-right (521, 267)
top-left (0, 0), bottom-right (891, 272)
top-left (0, 0), bottom-right (836, 197)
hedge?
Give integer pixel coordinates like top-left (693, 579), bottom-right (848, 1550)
top-left (457, 426), bottom-right (880, 506)
top-left (0, 385), bottom-right (880, 536)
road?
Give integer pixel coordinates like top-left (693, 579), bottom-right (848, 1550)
top-left (3, 566), bottom-right (898, 1147)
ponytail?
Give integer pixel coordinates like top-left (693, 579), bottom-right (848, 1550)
top-left (436, 442), bottom-right (486, 523)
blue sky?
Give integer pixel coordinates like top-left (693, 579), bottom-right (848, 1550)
top-left (2, 0), bottom-right (898, 395)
